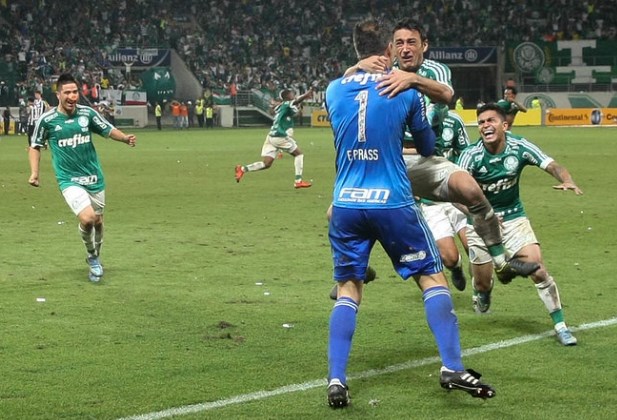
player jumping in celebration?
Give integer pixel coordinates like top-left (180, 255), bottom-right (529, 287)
top-left (458, 103), bottom-right (580, 346)
top-left (496, 87), bottom-right (527, 128)
top-left (235, 87), bottom-right (313, 189)
top-left (338, 18), bottom-right (539, 286)
top-left (325, 19), bottom-right (495, 409)
top-left (28, 73), bottom-right (137, 282)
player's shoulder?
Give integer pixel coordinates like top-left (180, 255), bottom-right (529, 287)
top-left (420, 58), bottom-right (451, 74)
top-left (76, 104), bottom-right (98, 114)
top-left (39, 107), bottom-right (60, 124)
top-left (506, 132), bottom-right (539, 151)
top-left (460, 140), bottom-right (485, 156)
top-left (496, 99), bottom-right (509, 108)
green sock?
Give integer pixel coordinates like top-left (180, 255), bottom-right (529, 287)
top-left (550, 309), bottom-right (565, 325)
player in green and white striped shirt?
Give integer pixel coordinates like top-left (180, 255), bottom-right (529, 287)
top-left (342, 18), bottom-right (539, 284)
top-left (235, 87), bottom-right (313, 189)
top-left (28, 73), bottom-right (137, 282)
top-left (458, 103), bottom-right (581, 346)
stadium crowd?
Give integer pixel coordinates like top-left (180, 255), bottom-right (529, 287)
top-left (0, 0), bottom-right (615, 105)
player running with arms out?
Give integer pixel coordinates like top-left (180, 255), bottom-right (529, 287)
top-left (235, 87), bottom-right (313, 189)
top-left (341, 18), bottom-right (539, 284)
top-left (458, 103), bottom-right (580, 346)
top-left (325, 19), bottom-right (495, 409)
top-left (28, 73), bottom-right (136, 282)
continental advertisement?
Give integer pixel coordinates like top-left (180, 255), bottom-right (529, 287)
top-left (545, 108), bottom-right (617, 126)
top-left (311, 109), bottom-right (330, 127)
top-left (312, 107), bottom-right (617, 128)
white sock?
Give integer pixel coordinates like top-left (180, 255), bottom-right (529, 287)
top-left (79, 224), bottom-right (95, 255)
top-left (246, 161), bottom-right (266, 172)
top-left (294, 154), bottom-right (304, 179)
top-left (535, 276), bottom-right (562, 313)
top-left (94, 224), bottom-right (104, 256)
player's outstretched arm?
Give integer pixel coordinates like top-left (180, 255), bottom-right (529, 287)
top-left (512, 99), bottom-right (528, 113)
top-left (378, 70), bottom-right (453, 103)
top-left (28, 146), bottom-right (41, 187)
top-left (109, 128), bottom-right (136, 147)
top-left (292, 87), bottom-right (314, 106)
top-left (343, 55), bottom-right (389, 77)
top-left (546, 161), bottom-right (583, 195)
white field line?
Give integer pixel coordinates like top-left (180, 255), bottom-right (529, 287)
top-left (117, 317), bottom-right (617, 420)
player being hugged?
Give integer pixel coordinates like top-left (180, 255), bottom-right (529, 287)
top-left (324, 19), bottom-right (495, 409)
top-left (28, 73), bottom-right (136, 282)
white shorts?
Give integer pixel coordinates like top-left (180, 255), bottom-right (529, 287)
top-left (467, 216), bottom-right (538, 264)
top-left (420, 201), bottom-right (467, 241)
top-left (261, 132), bottom-right (298, 159)
top-left (405, 155), bottom-right (465, 201)
top-left (62, 186), bottom-right (105, 216)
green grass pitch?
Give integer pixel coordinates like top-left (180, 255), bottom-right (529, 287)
top-left (0, 126), bottom-right (616, 419)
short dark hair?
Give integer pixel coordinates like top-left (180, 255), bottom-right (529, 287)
top-left (279, 89), bottom-right (292, 101)
top-left (392, 18), bottom-right (427, 42)
top-left (504, 86), bottom-right (518, 95)
top-left (57, 73), bottom-right (78, 89)
top-left (353, 19), bottom-right (389, 60)
top-left (477, 102), bottom-right (507, 119)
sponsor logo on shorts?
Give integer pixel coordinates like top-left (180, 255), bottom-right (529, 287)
top-left (70, 175), bottom-right (98, 186)
top-left (400, 250), bottom-right (427, 262)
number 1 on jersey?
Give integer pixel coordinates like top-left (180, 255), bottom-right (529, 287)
top-left (355, 90), bottom-right (368, 142)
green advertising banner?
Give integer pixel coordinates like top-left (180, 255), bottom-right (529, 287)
top-left (140, 67), bottom-right (176, 104)
top-left (506, 40), bottom-right (617, 85)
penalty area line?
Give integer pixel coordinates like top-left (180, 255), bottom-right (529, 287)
top-left (117, 316), bottom-right (617, 420)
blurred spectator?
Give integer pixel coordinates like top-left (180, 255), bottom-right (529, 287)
top-left (0, 0), bottom-right (614, 106)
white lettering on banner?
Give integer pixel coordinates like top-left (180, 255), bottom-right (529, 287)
top-left (338, 188), bottom-right (390, 204)
top-left (556, 40), bottom-right (610, 83)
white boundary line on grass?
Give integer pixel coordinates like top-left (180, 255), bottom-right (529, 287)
top-left (118, 317), bottom-right (617, 420)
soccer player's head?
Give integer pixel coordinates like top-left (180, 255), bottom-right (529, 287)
top-left (353, 19), bottom-right (390, 60)
top-left (279, 89), bottom-right (294, 101)
top-left (477, 103), bottom-right (508, 142)
top-left (504, 87), bottom-right (517, 99)
top-left (391, 18), bottom-right (428, 72)
top-left (56, 73), bottom-right (80, 115)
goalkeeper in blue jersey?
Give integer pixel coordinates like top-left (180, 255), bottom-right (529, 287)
top-left (340, 18), bottom-right (539, 285)
top-left (324, 19), bottom-right (495, 409)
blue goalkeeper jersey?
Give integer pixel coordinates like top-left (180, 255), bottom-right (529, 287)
top-left (325, 71), bottom-right (435, 209)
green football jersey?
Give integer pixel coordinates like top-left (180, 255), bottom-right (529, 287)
top-left (496, 99), bottom-right (521, 118)
top-left (457, 132), bottom-right (554, 221)
top-left (269, 101), bottom-right (298, 137)
top-left (32, 105), bottom-right (114, 193)
top-left (418, 58), bottom-right (452, 123)
top-left (436, 111), bottom-right (470, 162)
